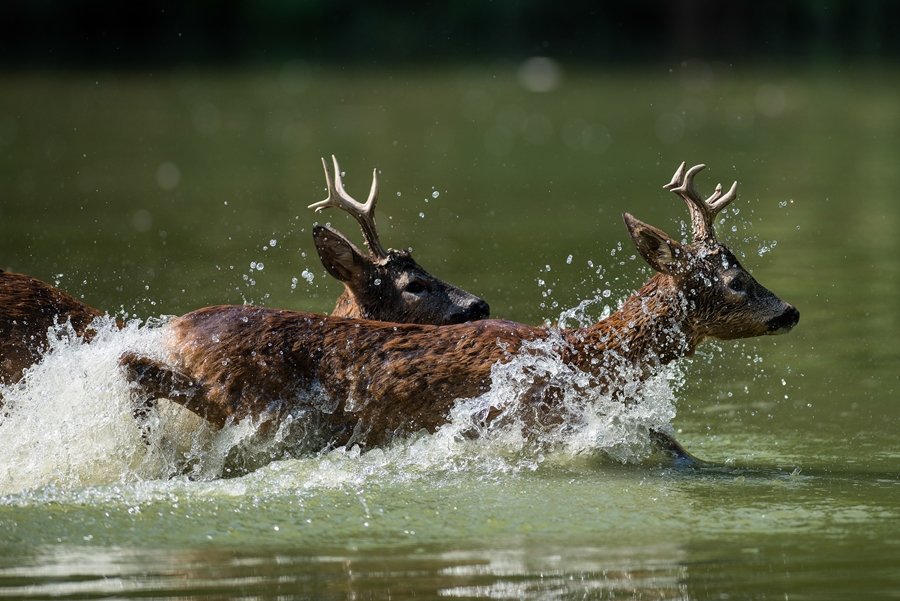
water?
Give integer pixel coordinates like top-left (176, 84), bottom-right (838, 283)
top-left (2, 63), bottom-right (900, 598)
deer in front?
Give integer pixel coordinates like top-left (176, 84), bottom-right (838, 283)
top-left (119, 163), bottom-right (799, 457)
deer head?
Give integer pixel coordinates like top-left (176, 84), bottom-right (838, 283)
top-left (622, 162), bottom-right (799, 344)
top-left (309, 156), bottom-right (490, 325)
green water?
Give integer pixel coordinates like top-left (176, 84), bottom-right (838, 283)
top-left (1, 63), bottom-right (899, 599)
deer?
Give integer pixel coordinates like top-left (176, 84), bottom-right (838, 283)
top-left (310, 156), bottom-right (490, 324)
top-left (0, 269), bottom-right (116, 391)
top-left (118, 162), bottom-right (799, 463)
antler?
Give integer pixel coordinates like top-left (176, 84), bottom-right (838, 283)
top-left (663, 162), bottom-right (738, 246)
top-left (309, 155), bottom-right (388, 259)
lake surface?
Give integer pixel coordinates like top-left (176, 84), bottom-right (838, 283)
top-left (1, 62), bottom-right (899, 599)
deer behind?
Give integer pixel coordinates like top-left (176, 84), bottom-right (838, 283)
top-left (1, 157), bottom-right (488, 392)
top-left (310, 156), bottom-right (489, 325)
top-left (121, 163), bottom-right (798, 452)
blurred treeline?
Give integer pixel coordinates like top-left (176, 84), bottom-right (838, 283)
top-left (1, 0), bottom-right (898, 68)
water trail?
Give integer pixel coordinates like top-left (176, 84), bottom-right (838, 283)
top-left (0, 306), bottom-right (685, 497)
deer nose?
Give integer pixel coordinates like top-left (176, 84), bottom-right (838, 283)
top-left (767, 304), bottom-right (799, 334)
top-left (465, 298), bottom-right (491, 321)
top-left (449, 298), bottom-right (490, 323)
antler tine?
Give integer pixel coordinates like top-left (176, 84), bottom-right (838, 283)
top-left (663, 162), bottom-right (738, 245)
top-left (309, 155), bottom-right (388, 259)
top-left (664, 161), bottom-right (688, 191)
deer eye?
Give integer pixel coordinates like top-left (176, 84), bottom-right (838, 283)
top-left (404, 281), bottom-right (428, 294)
top-left (727, 276), bottom-right (747, 293)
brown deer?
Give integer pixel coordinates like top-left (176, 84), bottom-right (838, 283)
top-left (0, 269), bottom-right (115, 389)
top-left (310, 156), bottom-right (490, 324)
top-left (120, 162), bottom-right (798, 458)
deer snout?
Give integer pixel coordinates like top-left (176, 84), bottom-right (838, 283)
top-left (766, 304), bottom-right (799, 334)
top-left (469, 298), bottom-right (490, 320)
top-left (450, 298), bottom-right (490, 323)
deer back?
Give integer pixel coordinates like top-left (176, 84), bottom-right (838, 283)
top-left (133, 305), bottom-right (540, 446)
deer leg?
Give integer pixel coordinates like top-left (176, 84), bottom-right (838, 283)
top-left (119, 352), bottom-right (203, 424)
top-left (649, 429), bottom-right (705, 467)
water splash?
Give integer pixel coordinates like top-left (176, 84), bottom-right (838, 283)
top-left (436, 332), bottom-right (681, 467)
top-left (0, 317), bottom-right (166, 495)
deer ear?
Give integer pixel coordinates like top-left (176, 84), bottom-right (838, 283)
top-left (313, 224), bottom-right (368, 283)
top-left (622, 213), bottom-right (684, 275)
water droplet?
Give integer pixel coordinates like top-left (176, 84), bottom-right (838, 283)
top-left (396, 191), bottom-right (401, 196)
top-left (270, 239), bottom-right (277, 246)
top-left (374, 278), bottom-right (381, 286)
top-left (602, 290), bottom-right (611, 298)
top-left (432, 191), bottom-right (439, 198)
top-left (257, 262), bottom-right (264, 270)
top-left (419, 212), bottom-right (425, 218)
top-left (566, 255), bottom-right (573, 264)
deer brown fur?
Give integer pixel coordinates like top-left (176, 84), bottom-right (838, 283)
top-left (120, 163), bottom-right (799, 454)
top-left (0, 269), bottom-right (115, 388)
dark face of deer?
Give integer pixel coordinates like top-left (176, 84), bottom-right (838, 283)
top-left (624, 214), bottom-right (799, 342)
top-left (313, 224), bottom-right (490, 324)
top-left (677, 245), bottom-right (799, 340)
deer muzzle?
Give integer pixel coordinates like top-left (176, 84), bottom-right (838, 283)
top-left (766, 304), bottom-right (800, 335)
top-left (449, 298), bottom-right (491, 324)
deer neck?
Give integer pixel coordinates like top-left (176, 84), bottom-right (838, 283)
top-left (331, 289), bottom-right (360, 319)
top-left (562, 273), bottom-right (700, 374)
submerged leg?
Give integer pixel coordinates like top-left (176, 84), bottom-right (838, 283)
top-left (119, 352), bottom-right (203, 422)
top-left (649, 429), bottom-right (706, 467)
